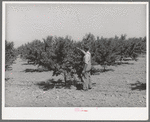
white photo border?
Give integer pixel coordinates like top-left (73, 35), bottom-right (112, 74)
top-left (2, 1), bottom-right (149, 120)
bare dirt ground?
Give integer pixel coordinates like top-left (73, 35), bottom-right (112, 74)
top-left (5, 55), bottom-right (146, 107)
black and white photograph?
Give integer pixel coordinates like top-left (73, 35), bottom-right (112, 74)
top-left (2, 1), bottom-right (149, 120)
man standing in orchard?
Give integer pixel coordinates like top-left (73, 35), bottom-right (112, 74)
top-left (77, 46), bottom-right (92, 91)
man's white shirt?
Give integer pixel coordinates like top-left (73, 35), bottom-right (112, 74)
top-left (84, 51), bottom-right (91, 71)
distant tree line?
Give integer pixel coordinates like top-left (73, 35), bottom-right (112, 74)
top-left (16, 33), bottom-right (146, 85)
top-left (5, 40), bottom-right (17, 70)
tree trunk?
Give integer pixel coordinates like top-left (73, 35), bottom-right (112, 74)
top-left (64, 72), bottom-right (67, 86)
top-left (103, 66), bottom-right (106, 72)
top-left (120, 55), bottom-right (123, 64)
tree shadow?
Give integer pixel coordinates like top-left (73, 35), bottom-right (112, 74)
top-left (130, 81), bottom-right (146, 91)
top-left (76, 82), bottom-right (96, 90)
top-left (35, 79), bottom-right (96, 91)
top-left (23, 68), bottom-right (49, 73)
top-left (5, 78), bottom-right (10, 81)
top-left (92, 83), bottom-right (96, 86)
top-left (5, 66), bottom-right (12, 71)
top-left (91, 68), bottom-right (114, 75)
top-left (22, 63), bottom-right (35, 65)
top-left (114, 62), bottom-right (134, 66)
top-left (100, 69), bottom-right (114, 72)
top-left (35, 79), bottom-right (74, 91)
top-left (76, 82), bottom-right (83, 90)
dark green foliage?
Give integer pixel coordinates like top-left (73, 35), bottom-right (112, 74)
top-left (17, 33), bottom-right (146, 84)
top-left (94, 38), bottom-right (117, 71)
top-left (5, 40), bottom-right (17, 70)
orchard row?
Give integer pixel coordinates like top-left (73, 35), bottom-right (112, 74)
top-left (6, 33), bottom-right (146, 84)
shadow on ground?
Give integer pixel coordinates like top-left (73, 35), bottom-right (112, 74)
top-left (130, 81), bottom-right (146, 91)
top-left (22, 63), bottom-right (36, 65)
top-left (114, 62), bottom-right (134, 66)
top-left (91, 68), bottom-right (114, 75)
top-left (23, 68), bottom-right (49, 73)
top-left (5, 78), bottom-right (10, 81)
top-left (5, 66), bottom-right (13, 71)
top-left (35, 79), bottom-right (73, 91)
top-left (100, 69), bottom-right (114, 72)
top-left (91, 61), bottom-right (134, 75)
top-left (35, 79), bottom-right (96, 91)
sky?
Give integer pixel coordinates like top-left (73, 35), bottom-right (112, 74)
top-left (5, 3), bottom-right (147, 48)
